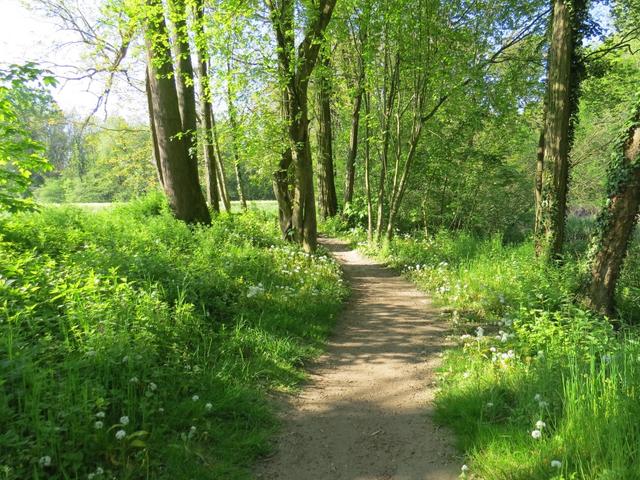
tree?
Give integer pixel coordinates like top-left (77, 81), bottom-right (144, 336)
top-left (193, 0), bottom-right (220, 211)
top-left (537, 0), bottom-right (588, 260)
top-left (0, 64), bottom-right (53, 211)
top-left (144, 0), bottom-right (210, 224)
top-left (585, 97), bottom-right (640, 317)
top-left (266, 0), bottom-right (338, 251)
top-left (316, 52), bottom-right (339, 219)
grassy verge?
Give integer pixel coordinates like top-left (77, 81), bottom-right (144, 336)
top-left (0, 194), bottom-right (347, 480)
top-left (324, 219), bottom-right (640, 480)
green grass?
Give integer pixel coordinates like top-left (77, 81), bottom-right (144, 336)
top-left (328, 220), bottom-right (640, 480)
top-left (0, 193), bottom-right (346, 479)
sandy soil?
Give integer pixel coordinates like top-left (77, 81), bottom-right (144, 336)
top-left (255, 237), bottom-right (459, 480)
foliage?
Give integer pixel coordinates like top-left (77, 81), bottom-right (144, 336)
top-left (0, 196), bottom-right (347, 479)
top-left (0, 64), bottom-right (54, 211)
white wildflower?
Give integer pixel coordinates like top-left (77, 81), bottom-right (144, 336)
top-left (94, 421), bottom-right (104, 429)
top-left (461, 464), bottom-right (469, 472)
top-left (531, 429), bottom-right (542, 439)
top-left (192, 395), bottom-right (199, 401)
top-left (149, 382), bottom-right (157, 391)
top-left (39, 456), bottom-right (52, 467)
top-left (486, 402), bottom-right (494, 408)
top-left (476, 327), bottom-right (484, 338)
top-left (551, 460), bottom-right (562, 468)
top-left (95, 411), bottom-right (106, 418)
top-left (205, 402), bottom-right (213, 411)
top-left (119, 416), bottom-right (129, 426)
top-left (95, 467), bottom-right (104, 475)
top-left (129, 376), bottom-right (139, 384)
top-left (539, 400), bottom-right (549, 409)
top-left (535, 420), bottom-right (546, 430)
top-left (534, 393), bottom-right (542, 402)
top-left (115, 429), bottom-right (126, 440)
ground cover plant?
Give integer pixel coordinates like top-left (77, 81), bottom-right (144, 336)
top-left (0, 194), bottom-right (347, 479)
top-left (326, 219), bottom-right (640, 480)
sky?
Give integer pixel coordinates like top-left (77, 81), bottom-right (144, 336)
top-left (0, 0), bottom-right (146, 122)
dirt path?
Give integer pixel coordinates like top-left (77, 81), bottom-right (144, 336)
top-left (255, 237), bottom-right (459, 480)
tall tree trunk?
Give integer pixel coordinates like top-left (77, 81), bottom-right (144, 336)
top-left (290, 88), bottom-right (318, 251)
top-left (169, 0), bottom-right (198, 173)
top-left (344, 64), bottom-right (364, 210)
top-left (374, 51), bottom-right (400, 243)
top-left (144, 0), bottom-right (210, 224)
top-left (266, 0), bottom-right (337, 252)
top-left (316, 55), bottom-right (338, 219)
top-left (539, 0), bottom-right (586, 261)
top-left (586, 102), bottom-right (640, 317)
top-left (226, 59), bottom-right (248, 210)
top-left (364, 91), bottom-right (373, 244)
top-left (534, 126), bottom-right (545, 240)
top-left (145, 67), bottom-right (163, 188)
top-left (210, 108), bottom-right (231, 211)
top-left (193, 0), bottom-right (219, 212)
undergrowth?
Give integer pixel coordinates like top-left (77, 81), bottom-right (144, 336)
top-left (325, 218), bottom-right (640, 480)
top-left (0, 194), bottom-right (347, 480)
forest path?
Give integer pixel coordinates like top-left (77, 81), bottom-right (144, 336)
top-left (255, 237), bottom-right (459, 480)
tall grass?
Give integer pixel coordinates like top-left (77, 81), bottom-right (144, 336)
top-left (0, 194), bottom-right (347, 479)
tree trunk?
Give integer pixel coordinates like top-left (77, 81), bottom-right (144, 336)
top-left (266, 0), bottom-right (337, 252)
top-left (144, 0), bottom-right (210, 224)
top-left (290, 88), bottom-right (318, 252)
top-left (169, 0), bottom-right (198, 174)
top-left (145, 67), bottom-right (163, 188)
top-left (344, 65), bottom-right (364, 209)
top-left (193, 0), bottom-right (219, 212)
top-left (539, 0), bottom-right (586, 261)
top-left (534, 126), bottom-right (545, 240)
top-left (586, 102), bottom-right (640, 317)
top-left (210, 108), bottom-right (231, 211)
top-left (226, 59), bottom-right (247, 210)
top-left (364, 92), bottom-right (374, 244)
top-left (316, 55), bottom-right (338, 219)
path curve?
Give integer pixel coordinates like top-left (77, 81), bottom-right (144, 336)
top-left (255, 237), bottom-right (458, 480)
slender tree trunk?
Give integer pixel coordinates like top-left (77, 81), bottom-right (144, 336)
top-left (316, 55), bottom-right (338, 219)
top-left (290, 87), bottom-right (318, 251)
top-left (144, 0), bottom-right (210, 224)
top-left (193, 0), bottom-right (219, 212)
top-left (210, 108), bottom-right (231, 211)
top-left (344, 65), bottom-right (364, 209)
top-left (364, 92), bottom-right (373, 244)
top-left (586, 102), bottom-right (640, 317)
top-left (534, 126), bottom-right (545, 240)
top-left (374, 52), bottom-right (399, 242)
top-left (226, 59), bottom-right (247, 210)
top-left (145, 67), bottom-right (163, 188)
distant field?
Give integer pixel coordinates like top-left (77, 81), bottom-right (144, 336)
top-left (42, 200), bottom-right (279, 214)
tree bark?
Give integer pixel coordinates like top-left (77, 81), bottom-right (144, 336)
top-left (266, 0), bottom-right (337, 252)
top-left (539, 0), bottom-right (586, 261)
top-left (586, 102), bottom-right (640, 317)
top-left (144, 0), bottom-right (210, 224)
top-left (316, 54), bottom-right (338, 219)
top-left (145, 67), bottom-right (163, 188)
top-left (193, 0), bottom-right (219, 212)
top-left (210, 108), bottom-right (231, 211)
top-left (226, 59), bottom-right (248, 210)
top-left (364, 91), bottom-right (374, 243)
top-left (169, 0), bottom-right (199, 174)
top-left (344, 63), bottom-right (364, 209)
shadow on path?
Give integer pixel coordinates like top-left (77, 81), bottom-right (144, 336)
top-left (255, 237), bottom-right (459, 480)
